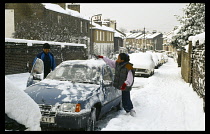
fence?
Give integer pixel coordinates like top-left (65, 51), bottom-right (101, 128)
top-left (180, 40), bottom-right (205, 112)
top-left (5, 38), bottom-right (87, 75)
top-left (181, 42), bottom-right (192, 83)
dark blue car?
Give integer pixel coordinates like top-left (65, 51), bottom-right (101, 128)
top-left (24, 59), bottom-right (122, 131)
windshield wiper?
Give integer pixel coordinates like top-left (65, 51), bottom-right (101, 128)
top-left (79, 81), bottom-right (95, 84)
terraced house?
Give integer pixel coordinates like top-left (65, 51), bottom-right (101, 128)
top-left (90, 19), bottom-right (115, 57)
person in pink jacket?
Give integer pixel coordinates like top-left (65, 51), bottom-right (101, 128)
top-left (97, 53), bottom-right (136, 117)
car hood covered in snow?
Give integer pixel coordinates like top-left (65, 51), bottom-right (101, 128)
top-left (24, 79), bottom-right (100, 105)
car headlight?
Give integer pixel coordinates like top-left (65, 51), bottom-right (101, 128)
top-left (60, 103), bottom-right (81, 112)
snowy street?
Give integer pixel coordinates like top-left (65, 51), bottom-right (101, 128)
top-left (6, 57), bottom-right (205, 131)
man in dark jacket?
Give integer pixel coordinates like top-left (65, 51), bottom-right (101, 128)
top-left (33, 43), bottom-right (56, 78)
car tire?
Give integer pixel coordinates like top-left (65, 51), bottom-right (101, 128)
top-left (86, 107), bottom-right (96, 131)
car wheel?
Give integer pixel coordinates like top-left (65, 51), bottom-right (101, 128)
top-left (86, 107), bottom-right (96, 131)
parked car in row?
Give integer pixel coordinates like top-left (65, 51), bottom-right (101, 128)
top-left (163, 54), bottom-right (169, 63)
top-left (155, 53), bottom-right (165, 66)
top-left (129, 53), bottom-right (155, 77)
top-left (146, 51), bottom-right (160, 69)
top-left (25, 59), bottom-right (122, 131)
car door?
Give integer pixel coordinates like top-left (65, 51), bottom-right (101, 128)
top-left (26, 58), bottom-right (44, 87)
top-left (102, 65), bottom-right (122, 103)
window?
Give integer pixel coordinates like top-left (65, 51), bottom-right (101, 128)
top-left (100, 31), bottom-right (102, 41)
top-left (96, 31), bottom-right (98, 41)
top-left (80, 21), bottom-right (83, 33)
top-left (103, 32), bottom-right (105, 41)
top-left (58, 15), bottom-right (61, 24)
top-left (107, 32), bottom-right (109, 41)
top-left (103, 66), bottom-right (112, 81)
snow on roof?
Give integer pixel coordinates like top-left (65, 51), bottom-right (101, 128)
top-left (42, 3), bottom-right (89, 21)
top-left (136, 34), bottom-right (146, 39)
top-left (126, 33), bottom-right (142, 38)
top-left (114, 30), bottom-right (125, 38)
top-left (91, 22), bottom-right (115, 32)
top-left (125, 33), bottom-right (133, 37)
top-left (5, 76), bottom-right (41, 131)
top-left (188, 32), bottom-right (205, 46)
top-left (146, 33), bottom-right (162, 39)
top-left (5, 38), bottom-right (87, 48)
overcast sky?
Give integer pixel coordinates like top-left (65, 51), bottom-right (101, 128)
top-left (80, 3), bottom-right (188, 33)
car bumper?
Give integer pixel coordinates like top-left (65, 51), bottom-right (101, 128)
top-left (40, 111), bottom-right (91, 130)
top-left (135, 72), bottom-right (151, 76)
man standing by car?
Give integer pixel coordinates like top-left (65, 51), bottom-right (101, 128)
top-left (33, 43), bottom-right (56, 78)
top-left (96, 53), bottom-right (136, 117)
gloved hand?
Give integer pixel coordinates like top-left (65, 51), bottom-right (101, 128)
top-left (120, 83), bottom-right (127, 90)
top-left (97, 55), bottom-right (103, 58)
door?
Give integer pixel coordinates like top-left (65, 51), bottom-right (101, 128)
top-left (26, 58), bottom-right (44, 87)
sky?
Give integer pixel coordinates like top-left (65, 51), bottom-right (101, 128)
top-left (80, 3), bottom-right (189, 33)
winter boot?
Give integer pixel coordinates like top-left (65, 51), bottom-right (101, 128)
top-left (124, 111), bottom-right (130, 115)
top-left (130, 109), bottom-right (136, 117)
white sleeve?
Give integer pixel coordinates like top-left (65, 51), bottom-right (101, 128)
top-left (102, 57), bottom-right (116, 68)
top-left (124, 70), bottom-right (134, 86)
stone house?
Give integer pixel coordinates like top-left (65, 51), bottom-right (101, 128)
top-left (5, 3), bottom-right (91, 55)
top-left (125, 32), bottom-right (142, 49)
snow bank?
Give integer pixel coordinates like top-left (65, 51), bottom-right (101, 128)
top-left (5, 76), bottom-right (41, 131)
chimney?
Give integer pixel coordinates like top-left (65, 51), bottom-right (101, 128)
top-left (67, 3), bottom-right (80, 13)
top-left (152, 30), bottom-right (157, 34)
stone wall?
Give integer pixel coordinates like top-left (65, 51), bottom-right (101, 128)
top-left (5, 41), bottom-right (87, 75)
top-left (191, 41), bottom-right (205, 110)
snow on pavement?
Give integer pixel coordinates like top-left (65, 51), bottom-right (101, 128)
top-left (101, 58), bottom-right (205, 131)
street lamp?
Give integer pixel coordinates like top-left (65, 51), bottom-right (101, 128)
top-left (90, 14), bottom-right (102, 58)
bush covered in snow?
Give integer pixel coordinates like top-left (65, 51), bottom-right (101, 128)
top-left (171, 3), bottom-right (205, 48)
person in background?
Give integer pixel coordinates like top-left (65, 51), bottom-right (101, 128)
top-left (97, 53), bottom-right (136, 117)
top-left (33, 43), bottom-right (56, 78)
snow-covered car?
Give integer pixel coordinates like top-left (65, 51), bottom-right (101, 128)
top-left (24, 59), bottom-right (122, 131)
top-left (155, 53), bottom-right (165, 66)
top-left (146, 51), bottom-right (159, 69)
top-left (163, 54), bottom-right (169, 63)
top-left (129, 53), bottom-right (155, 77)
top-left (5, 77), bottom-right (41, 131)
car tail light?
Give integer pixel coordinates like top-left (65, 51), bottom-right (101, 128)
top-left (75, 103), bottom-right (81, 112)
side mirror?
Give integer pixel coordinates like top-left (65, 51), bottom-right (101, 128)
top-left (34, 73), bottom-right (44, 80)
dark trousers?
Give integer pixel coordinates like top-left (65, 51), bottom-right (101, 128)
top-left (122, 90), bottom-right (133, 112)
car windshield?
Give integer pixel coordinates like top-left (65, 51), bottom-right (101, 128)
top-left (46, 64), bottom-right (100, 84)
